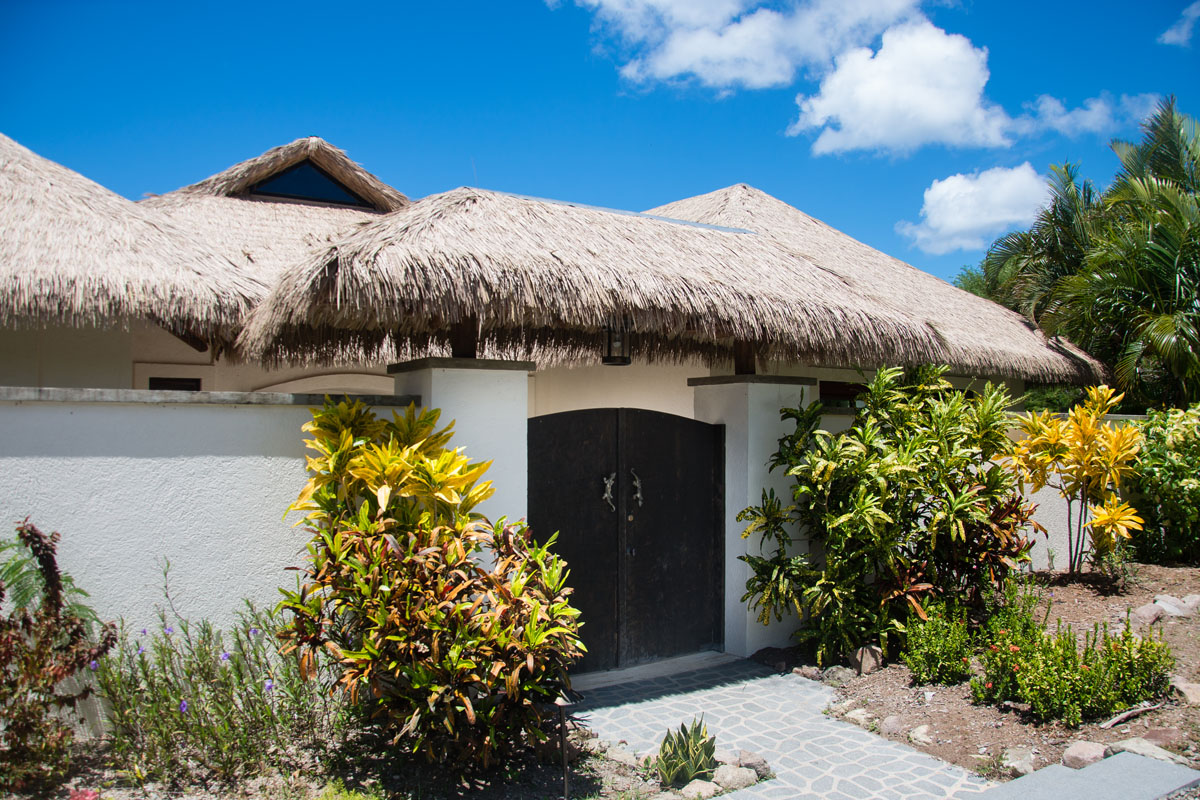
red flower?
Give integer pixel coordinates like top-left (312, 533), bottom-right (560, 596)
top-left (962, 657), bottom-right (970, 663)
top-left (985, 682), bottom-right (993, 689)
top-left (1013, 664), bottom-right (1020, 672)
top-left (1008, 644), bottom-right (1020, 652)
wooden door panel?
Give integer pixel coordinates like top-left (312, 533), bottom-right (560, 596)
top-left (528, 409), bottom-right (620, 672)
top-left (619, 409), bottom-right (723, 665)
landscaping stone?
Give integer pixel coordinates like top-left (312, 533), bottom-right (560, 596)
top-left (850, 644), bottom-right (884, 675)
top-left (880, 714), bottom-right (904, 735)
top-left (1001, 746), bottom-right (1034, 777)
top-left (1144, 727), bottom-right (1185, 748)
top-left (1132, 602), bottom-right (1165, 626)
top-left (909, 724), bottom-right (934, 746)
top-left (712, 764), bottom-right (757, 791)
top-left (792, 665), bottom-right (822, 680)
top-left (736, 749), bottom-right (770, 780)
top-left (1105, 737), bottom-right (1190, 766)
top-left (1183, 594), bottom-right (1200, 613)
top-left (823, 665), bottom-right (857, 686)
top-left (680, 778), bottom-right (720, 800)
top-left (1170, 677), bottom-right (1200, 705)
top-left (714, 748), bottom-right (739, 766)
top-left (606, 744), bottom-right (639, 767)
top-left (1154, 595), bottom-right (1191, 617)
top-left (1062, 740), bottom-right (1107, 769)
top-left (845, 708), bottom-right (874, 727)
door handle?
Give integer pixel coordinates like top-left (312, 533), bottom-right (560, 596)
top-left (630, 469), bottom-right (643, 507)
top-left (602, 472), bottom-right (617, 512)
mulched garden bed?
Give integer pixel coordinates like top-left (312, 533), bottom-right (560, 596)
top-left (812, 564), bottom-right (1200, 780)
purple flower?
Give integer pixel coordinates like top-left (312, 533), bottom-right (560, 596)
top-left (263, 679), bottom-right (275, 692)
top-left (179, 699), bottom-right (188, 714)
top-left (164, 626), bottom-right (174, 635)
top-left (220, 651), bottom-right (231, 662)
top-left (137, 645), bottom-right (145, 655)
top-left (88, 660), bottom-right (98, 671)
top-left (140, 628), bottom-right (148, 636)
top-left (249, 628), bottom-right (259, 637)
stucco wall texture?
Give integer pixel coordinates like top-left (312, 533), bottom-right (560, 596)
top-left (0, 400), bottom-right (315, 633)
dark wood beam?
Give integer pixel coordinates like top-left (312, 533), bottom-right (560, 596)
top-left (449, 315), bottom-right (479, 359)
top-left (733, 340), bottom-right (756, 375)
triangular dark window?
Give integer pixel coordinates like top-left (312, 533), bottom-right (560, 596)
top-left (249, 160), bottom-right (373, 208)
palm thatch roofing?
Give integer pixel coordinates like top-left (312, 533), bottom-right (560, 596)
top-left (239, 187), bottom-right (978, 369)
top-left (0, 133), bottom-right (264, 338)
top-left (647, 184), bottom-right (1104, 383)
top-left (143, 137), bottom-right (406, 287)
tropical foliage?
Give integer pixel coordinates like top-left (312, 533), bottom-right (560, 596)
top-left (654, 717), bottom-right (718, 788)
top-left (1126, 404), bottom-right (1200, 563)
top-left (964, 98), bottom-right (1200, 408)
top-left (0, 520), bottom-right (115, 791)
top-left (1009, 385), bottom-right (1144, 574)
top-left (739, 366), bottom-right (1041, 665)
top-left (278, 399), bottom-right (584, 770)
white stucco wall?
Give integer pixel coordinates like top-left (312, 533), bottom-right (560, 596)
top-left (0, 397), bottom-right (324, 632)
top-left (529, 362), bottom-right (703, 418)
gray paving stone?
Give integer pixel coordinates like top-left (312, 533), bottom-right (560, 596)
top-left (578, 658), bottom-right (993, 800)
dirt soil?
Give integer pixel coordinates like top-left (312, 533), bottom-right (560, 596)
top-left (824, 564), bottom-right (1200, 780)
top-left (27, 722), bottom-right (665, 800)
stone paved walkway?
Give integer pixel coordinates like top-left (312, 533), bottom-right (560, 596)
top-left (576, 659), bottom-right (994, 800)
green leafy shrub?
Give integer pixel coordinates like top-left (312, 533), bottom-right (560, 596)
top-left (654, 717), bottom-right (717, 788)
top-left (95, 592), bottom-right (341, 785)
top-left (0, 520), bottom-right (115, 792)
top-left (1127, 405), bottom-right (1200, 564)
top-left (739, 366), bottom-right (1042, 665)
top-left (279, 399), bottom-right (584, 770)
top-left (902, 602), bottom-right (973, 685)
top-left (1022, 384), bottom-right (1085, 412)
top-left (972, 615), bottom-right (1174, 726)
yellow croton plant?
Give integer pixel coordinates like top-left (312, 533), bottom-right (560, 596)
top-left (1010, 385), bottom-right (1144, 573)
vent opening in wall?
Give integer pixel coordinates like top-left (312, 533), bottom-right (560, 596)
top-left (149, 377), bottom-right (202, 392)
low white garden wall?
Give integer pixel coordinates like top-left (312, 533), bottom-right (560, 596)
top-left (0, 388), bottom-right (414, 633)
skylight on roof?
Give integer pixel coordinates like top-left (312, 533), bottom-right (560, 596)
top-left (249, 160), bottom-right (372, 208)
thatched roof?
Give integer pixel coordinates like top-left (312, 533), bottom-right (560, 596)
top-left (143, 138), bottom-right (405, 288)
top-left (238, 187), bottom-right (956, 368)
top-left (166, 136), bottom-right (408, 211)
top-left (0, 133), bottom-right (265, 337)
top-left (647, 184), bottom-right (1104, 383)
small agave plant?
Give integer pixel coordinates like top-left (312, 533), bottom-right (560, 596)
top-left (654, 716), bottom-right (717, 787)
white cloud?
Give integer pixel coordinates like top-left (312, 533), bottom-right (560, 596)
top-left (896, 163), bottom-right (1049, 255)
top-left (1021, 92), bottom-right (1162, 137)
top-left (1159, 1), bottom-right (1200, 46)
top-left (789, 20), bottom-right (1012, 154)
top-left (575, 0), bottom-right (920, 89)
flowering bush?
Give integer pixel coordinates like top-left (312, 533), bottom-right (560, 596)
top-left (1127, 405), bottom-right (1200, 564)
top-left (972, 613), bottom-right (1174, 726)
top-left (95, 594), bottom-right (341, 784)
top-left (902, 602), bottom-right (973, 685)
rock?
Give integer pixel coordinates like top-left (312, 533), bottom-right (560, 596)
top-left (1062, 741), bottom-right (1107, 769)
top-left (1183, 594), bottom-right (1200, 613)
top-left (1105, 737), bottom-right (1190, 766)
top-left (923, 691), bottom-right (936, 704)
top-left (1145, 727), bottom-right (1185, 748)
top-left (844, 708), bottom-right (874, 727)
top-left (823, 666), bottom-right (857, 686)
top-left (712, 765), bottom-right (757, 791)
top-left (680, 779), bottom-right (720, 800)
top-left (879, 715), bottom-right (904, 736)
top-left (850, 644), bottom-right (883, 675)
top-left (1154, 595), bottom-right (1191, 617)
top-left (1170, 677), bottom-right (1200, 705)
top-left (606, 745), bottom-right (639, 767)
top-left (1002, 746), bottom-right (1035, 777)
top-left (737, 749), bottom-right (770, 780)
top-left (714, 748), bottom-right (739, 766)
top-left (792, 665), bottom-right (822, 680)
top-left (1131, 602), bottom-right (1164, 626)
top-left (827, 699), bottom-right (858, 716)
top-left (909, 725), bottom-right (933, 746)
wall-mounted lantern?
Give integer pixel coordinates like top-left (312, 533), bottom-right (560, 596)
top-left (602, 324), bottom-right (631, 366)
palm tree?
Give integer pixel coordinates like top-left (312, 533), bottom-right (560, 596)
top-left (979, 163), bottom-right (1102, 322)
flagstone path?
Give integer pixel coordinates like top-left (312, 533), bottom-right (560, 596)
top-left (576, 658), bottom-right (994, 800)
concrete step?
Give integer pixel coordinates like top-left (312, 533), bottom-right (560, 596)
top-left (976, 752), bottom-right (1200, 800)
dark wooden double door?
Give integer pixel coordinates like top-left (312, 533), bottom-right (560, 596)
top-left (528, 408), bottom-right (724, 672)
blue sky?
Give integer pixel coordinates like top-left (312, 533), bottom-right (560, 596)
top-left (2, 1), bottom-right (1198, 281)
